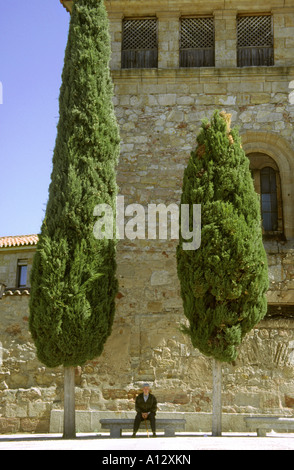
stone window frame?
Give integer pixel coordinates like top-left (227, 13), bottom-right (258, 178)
top-left (248, 153), bottom-right (284, 238)
top-left (242, 132), bottom-right (294, 240)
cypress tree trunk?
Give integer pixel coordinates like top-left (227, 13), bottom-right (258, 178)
top-left (212, 359), bottom-right (222, 437)
top-left (63, 367), bottom-right (76, 439)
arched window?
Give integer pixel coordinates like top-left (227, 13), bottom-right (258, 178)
top-left (248, 153), bottom-right (283, 237)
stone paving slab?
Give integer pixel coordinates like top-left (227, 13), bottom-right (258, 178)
top-left (0, 432), bottom-right (293, 451)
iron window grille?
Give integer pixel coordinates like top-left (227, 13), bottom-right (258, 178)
top-left (122, 18), bottom-right (158, 69)
top-left (237, 15), bottom-right (274, 67)
top-left (180, 17), bottom-right (215, 67)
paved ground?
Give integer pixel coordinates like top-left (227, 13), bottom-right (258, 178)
top-left (0, 432), bottom-right (293, 451)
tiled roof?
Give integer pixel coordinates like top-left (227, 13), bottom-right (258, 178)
top-left (0, 235), bottom-right (39, 248)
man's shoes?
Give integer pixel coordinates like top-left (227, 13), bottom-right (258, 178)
top-left (132, 433), bottom-right (136, 438)
top-left (152, 433), bottom-right (157, 437)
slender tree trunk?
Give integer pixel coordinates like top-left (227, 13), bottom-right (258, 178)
top-left (63, 366), bottom-right (76, 439)
top-left (212, 359), bottom-right (222, 436)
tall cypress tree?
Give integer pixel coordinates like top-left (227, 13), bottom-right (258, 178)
top-left (177, 110), bottom-right (268, 435)
top-left (177, 110), bottom-right (268, 361)
top-left (29, 0), bottom-right (119, 436)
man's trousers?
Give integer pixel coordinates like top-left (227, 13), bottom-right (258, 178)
top-left (133, 412), bottom-right (156, 435)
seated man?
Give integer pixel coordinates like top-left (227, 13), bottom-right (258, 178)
top-left (132, 383), bottom-right (157, 437)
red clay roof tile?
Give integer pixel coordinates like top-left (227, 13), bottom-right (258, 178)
top-left (0, 235), bottom-right (39, 248)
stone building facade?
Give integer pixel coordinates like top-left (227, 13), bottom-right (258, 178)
top-left (0, 0), bottom-right (294, 433)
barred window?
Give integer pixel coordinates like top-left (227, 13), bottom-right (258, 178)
top-left (180, 17), bottom-right (215, 67)
top-left (122, 18), bottom-right (158, 69)
top-left (237, 15), bottom-right (274, 67)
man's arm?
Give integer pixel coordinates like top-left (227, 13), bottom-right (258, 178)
top-left (135, 394), bottom-right (142, 413)
top-left (150, 395), bottom-right (157, 414)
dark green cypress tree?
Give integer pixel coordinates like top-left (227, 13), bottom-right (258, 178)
top-left (177, 110), bottom-right (268, 363)
top-left (29, 0), bottom-right (120, 369)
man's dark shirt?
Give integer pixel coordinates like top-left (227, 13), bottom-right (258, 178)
top-left (135, 393), bottom-right (157, 414)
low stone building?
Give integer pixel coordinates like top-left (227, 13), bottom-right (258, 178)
top-left (0, 0), bottom-right (294, 433)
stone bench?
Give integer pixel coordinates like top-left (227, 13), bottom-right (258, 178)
top-left (100, 418), bottom-right (186, 438)
top-left (244, 416), bottom-right (294, 437)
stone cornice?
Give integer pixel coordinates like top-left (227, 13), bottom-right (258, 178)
top-left (61, 0), bottom-right (294, 16)
top-left (111, 66), bottom-right (294, 83)
top-left (106, 0), bottom-right (293, 16)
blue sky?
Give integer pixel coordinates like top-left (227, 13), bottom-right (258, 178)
top-left (0, 1), bottom-right (70, 236)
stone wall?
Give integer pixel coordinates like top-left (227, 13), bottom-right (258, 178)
top-left (0, 241), bottom-right (294, 433)
top-left (0, 248), bottom-right (34, 291)
top-left (0, 289), bottom-right (294, 433)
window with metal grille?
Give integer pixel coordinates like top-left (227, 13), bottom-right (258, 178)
top-left (237, 15), bottom-right (274, 67)
top-left (122, 18), bottom-right (158, 69)
top-left (180, 17), bottom-right (215, 67)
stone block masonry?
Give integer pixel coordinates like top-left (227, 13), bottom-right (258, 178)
top-left (106, 10), bottom-right (294, 429)
top-left (0, 290), bottom-right (294, 433)
top-left (113, 66), bottom-right (294, 243)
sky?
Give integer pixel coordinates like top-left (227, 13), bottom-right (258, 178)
top-left (0, 1), bottom-right (70, 236)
